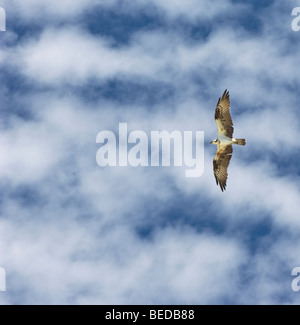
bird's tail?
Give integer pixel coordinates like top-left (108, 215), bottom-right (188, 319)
top-left (235, 138), bottom-right (246, 145)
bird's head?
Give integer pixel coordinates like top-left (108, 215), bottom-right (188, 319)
top-left (210, 139), bottom-right (218, 145)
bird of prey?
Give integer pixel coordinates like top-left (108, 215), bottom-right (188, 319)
top-left (210, 90), bottom-right (246, 191)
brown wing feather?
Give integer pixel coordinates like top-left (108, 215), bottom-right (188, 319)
top-left (214, 89), bottom-right (233, 138)
top-left (213, 144), bottom-right (233, 192)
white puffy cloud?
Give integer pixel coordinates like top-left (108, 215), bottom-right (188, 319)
top-left (0, 0), bottom-right (300, 305)
top-left (0, 215), bottom-right (246, 304)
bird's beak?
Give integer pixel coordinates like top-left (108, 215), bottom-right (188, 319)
top-left (210, 141), bottom-right (213, 144)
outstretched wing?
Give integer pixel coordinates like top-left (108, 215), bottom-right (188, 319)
top-left (214, 89), bottom-right (233, 138)
top-left (213, 144), bottom-right (233, 192)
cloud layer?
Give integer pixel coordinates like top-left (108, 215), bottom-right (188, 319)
top-left (1, 0), bottom-right (300, 305)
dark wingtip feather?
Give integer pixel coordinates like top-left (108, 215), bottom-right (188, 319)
top-left (222, 89), bottom-right (229, 100)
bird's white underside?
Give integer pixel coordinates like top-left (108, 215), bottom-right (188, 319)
top-left (217, 134), bottom-right (235, 145)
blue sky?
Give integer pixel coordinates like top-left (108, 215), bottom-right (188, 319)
top-left (1, 0), bottom-right (300, 305)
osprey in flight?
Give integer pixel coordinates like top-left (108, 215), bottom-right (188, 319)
top-left (211, 90), bottom-right (246, 191)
